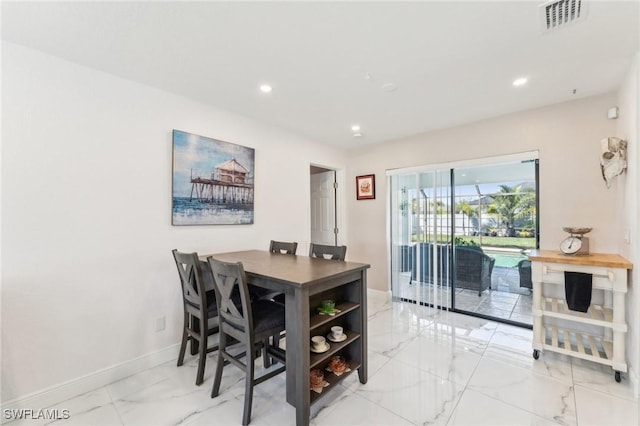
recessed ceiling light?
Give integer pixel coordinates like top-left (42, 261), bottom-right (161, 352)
top-left (351, 125), bottom-right (361, 132)
top-left (353, 133), bottom-right (363, 138)
top-left (512, 77), bottom-right (528, 87)
top-left (259, 84), bottom-right (272, 93)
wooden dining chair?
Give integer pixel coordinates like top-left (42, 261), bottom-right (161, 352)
top-left (263, 240), bottom-right (299, 365)
top-left (207, 257), bottom-right (286, 426)
top-left (250, 240), bottom-right (298, 304)
top-left (252, 240), bottom-right (298, 302)
top-left (268, 240), bottom-right (298, 255)
top-left (172, 249), bottom-right (220, 386)
top-left (309, 243), bottom-right (347, 260)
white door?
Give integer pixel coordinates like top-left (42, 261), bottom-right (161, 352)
top-left (310, 170), bottom-right (336, 245)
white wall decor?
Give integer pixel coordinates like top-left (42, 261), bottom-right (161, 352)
top-left (600, 137), bottom-right (628, 188)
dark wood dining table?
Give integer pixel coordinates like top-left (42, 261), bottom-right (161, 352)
top-left (199, 250), bottom-right (370, 426)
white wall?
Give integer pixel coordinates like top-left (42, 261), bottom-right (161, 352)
top-left (616, 52), bottom-right (639, 394)
top-left (1, 42), bottom-right (347, 402)
top-left (346, 93), bottom-right (621, 292)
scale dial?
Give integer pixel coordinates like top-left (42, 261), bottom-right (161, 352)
top-left (560, 236), bottom-right (582, 254)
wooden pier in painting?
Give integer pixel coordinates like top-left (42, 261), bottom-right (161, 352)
top-left (189, 158), bottom-right (254, 205)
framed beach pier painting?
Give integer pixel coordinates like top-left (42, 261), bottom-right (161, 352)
top-left (172, 129), bottom-right (255, 225)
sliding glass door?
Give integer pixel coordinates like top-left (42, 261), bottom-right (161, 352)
top-left (390, 170), bottom-right (452, 309)
top-left (389, 154), bottom-right (538, 326)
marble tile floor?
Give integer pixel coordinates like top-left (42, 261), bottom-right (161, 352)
top-left (8, 292), bottom-right (637, 426)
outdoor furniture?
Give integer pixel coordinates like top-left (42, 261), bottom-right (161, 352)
top-left (517, 259), bottom-right (532, 289)
top-left (411, 243), bottom-right (448, 284)
top-left (398, 244), bottom-right (413, 272)
top-left (455, 246), bottom-right (495, 296)
top-left (411, 243), bottom-right (495, 296)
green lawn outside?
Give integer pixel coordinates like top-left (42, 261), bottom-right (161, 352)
top-left (459, 236), bottom-right (536, 249)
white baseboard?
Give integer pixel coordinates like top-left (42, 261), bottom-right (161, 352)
top-left (367, 288), bottom-right (392, 302)
top-left (1, 344), bottom-right (180, 423)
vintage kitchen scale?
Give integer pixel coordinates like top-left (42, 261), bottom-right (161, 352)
top-left (559, 227), bottom-right (592, 255)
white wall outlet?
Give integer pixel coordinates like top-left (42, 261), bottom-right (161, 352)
top-left (155, 316), bottom-right (166, 332)
top-left (624, 229), bottom-right (631, 244)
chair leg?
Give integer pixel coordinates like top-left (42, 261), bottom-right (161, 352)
top-left (177, 313), bottom-right (189, 367)
top-left (242, 344), bottom-right (255, 426)
top-left (191, 316), bottom-right (200, 355)
top-left (195, 332), bottom-right (207, 386)
top-left (211, 332), bottom-right (226, 398)
top-left (263, 337), bottom-right (272, 368)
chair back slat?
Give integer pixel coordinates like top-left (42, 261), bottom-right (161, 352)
top-left (269, 240), bottom-right (298, 255)
top-left (308, 243), bottom-right (347, 261)
top-left (207, 258), bottom-right (253, 336)
top-left (172, 249), bottom-right (208, 310)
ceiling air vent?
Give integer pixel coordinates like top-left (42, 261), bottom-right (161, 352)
top-left (540, 0), bottom-right (586, 31)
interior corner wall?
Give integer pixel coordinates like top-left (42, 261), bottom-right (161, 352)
top-left (345, 93), bottom-right (620, 293)
top-left (616, 51), bottom-right (639, 395)
top-left (1, 42), bottom-right (347, 402)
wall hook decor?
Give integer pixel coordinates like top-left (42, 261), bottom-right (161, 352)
top-left (600, 137), bottom-right (627, 188)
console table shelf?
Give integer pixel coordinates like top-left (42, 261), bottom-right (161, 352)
top-left (540, 297), bottom-right (617, 328)
top-left (309, 360), bottom-right (361, 404)
top-left (306, 280), bottom-right (366, 411)
top-left (541, 325), bottom-right (613, 364)
top-left (309, 330), bottom-right (360, 368)
top-left (309, 302), bottom-right (359, 330)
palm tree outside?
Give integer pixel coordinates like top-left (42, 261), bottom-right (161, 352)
top-left (489, 184), bottom-right (535, 237)
top-left (456, 200), bottom-right (477, 236)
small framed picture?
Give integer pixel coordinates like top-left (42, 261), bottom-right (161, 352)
top-left (356, 174), bottom-right (375, 200)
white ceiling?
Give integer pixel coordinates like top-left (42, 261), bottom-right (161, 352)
top-left (2, 1), bottom-right (638, 148)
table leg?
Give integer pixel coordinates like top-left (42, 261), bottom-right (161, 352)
top-left (285, 288), bottom-right (310, 426)
top-left (358, 271), bottom-right (368, 384)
